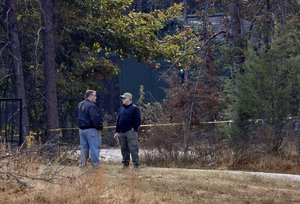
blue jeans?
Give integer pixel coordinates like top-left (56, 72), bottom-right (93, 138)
top-left (79, 128), bottom-right (101, 168)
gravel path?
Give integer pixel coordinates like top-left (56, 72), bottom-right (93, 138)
top-left (101, 148), bottom-right (123, 161)
top-left (91, 148), bottom-right (300, 182)
top-left (150, 167), bottom-right (300, 182)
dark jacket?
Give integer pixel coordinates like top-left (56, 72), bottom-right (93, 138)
top-left (76, 99), bottom-right (103, 130)
top-left (116, 103), bottom-right (141, 133)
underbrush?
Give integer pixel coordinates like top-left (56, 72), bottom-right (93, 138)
top-left (0, 141), bottom-right (300, 203)
top-left (139, 118), bottom-right (300, 174)
top-left (141, 144), bottom-right (300, 174)
top-left (226, 149), bottom-right (300, 174)
top-left (0, 142), bottom-right (107, 204)
top-left (0, 167), bottom-right (105, 204)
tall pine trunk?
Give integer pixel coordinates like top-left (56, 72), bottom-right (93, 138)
top-left (278, 0), bottom-right (287, 24)
top-left (228, 2), bottom-right (243, 65)
top-left (228, 2), bottom-right (241, 38)
top-left (183, 0), bottom-right (188, 25)
top-left (40, 0), bottom-right (59, 137)
top-left (6, 0), bottom-right (30, 138)
top-left (264, 0), bottom-right (273, 50)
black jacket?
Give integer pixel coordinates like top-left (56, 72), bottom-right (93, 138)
top-left (76, 99), bottom-right (103, 130)
top-left (116, 103), bottom-right (141, 133)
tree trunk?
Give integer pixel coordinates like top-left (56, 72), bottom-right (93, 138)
top-left (6, 0), bottom-right (30, 137)
top-left (183, 0), bottom-right (188, 25)
top-left (278, 0), bottom-right (287, 24)
top-left (40, 0), bottom-right (59, 136)
top-left (228, 2), bottom-right (241, 39)
top-left (228, 2), bottom-right (244, 69)
top-left (264, 0), bottom-right (272, 50)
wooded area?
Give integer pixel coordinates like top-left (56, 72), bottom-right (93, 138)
top-left (0, 0), bottom-right (300, 170)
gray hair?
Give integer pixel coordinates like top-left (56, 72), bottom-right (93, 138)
top-left (85, 90), bottom-right (96, 98)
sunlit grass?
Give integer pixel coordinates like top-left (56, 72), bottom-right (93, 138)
top-left (1, 142), bottom-right (299, 204)
top-left (1, 163), bottom-right (299, 204)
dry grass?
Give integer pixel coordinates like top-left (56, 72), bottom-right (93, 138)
top-left (0, 163), bottom-right (299, 204)
top-left (1, 142), bottom-right (299, 204)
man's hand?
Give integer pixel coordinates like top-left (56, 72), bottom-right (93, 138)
top-left (114, 133), bottom-right (120, 144)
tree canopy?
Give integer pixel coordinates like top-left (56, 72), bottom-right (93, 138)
top-left (0, 0), bottom-right (299, 158)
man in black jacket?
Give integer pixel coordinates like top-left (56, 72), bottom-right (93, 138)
top-left (76, 90), bottom-right (103, 168)
top-left (114, 92), bottom-right (141, 169)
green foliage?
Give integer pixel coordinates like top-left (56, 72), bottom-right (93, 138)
top-left (226, 16), bottom-right (300, 152)
top-left (0, 0), bottom-right (187, 131)
top-left (54, 0), bottom-right (185, 126)
top-left (59, 0), bottom-right (183, 62)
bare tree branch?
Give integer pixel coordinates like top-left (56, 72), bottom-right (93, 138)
top-left (0, 140), bottom-right (80, 188)
top-left (0, 41), bottom-right (10, 56)
top-left (0, 42), bottom-right (11, 68)
top-left (159, 31), bottom-right (226, 80)
top-left (0, 73), bottom-right (11, 81)
top-left (34, 27), bottom-right (42, 70)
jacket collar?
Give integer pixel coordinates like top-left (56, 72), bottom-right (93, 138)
top-left (123, 103), bottom-right (133, 108)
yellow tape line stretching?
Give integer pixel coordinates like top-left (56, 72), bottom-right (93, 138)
top-left (46, 117), bottom-right (299, 132)
top-left (46, 120), bottom-right (234, 132)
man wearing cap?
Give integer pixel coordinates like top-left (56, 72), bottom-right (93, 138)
top-left (76, 90), bottom-right (103, 169)
top-left (114, 92), bottom-right (141, 169)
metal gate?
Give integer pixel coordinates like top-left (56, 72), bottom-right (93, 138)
top-left (0, 99), bottom-right (23, 145)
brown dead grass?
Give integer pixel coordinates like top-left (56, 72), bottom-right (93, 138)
top-left (0, 164), bottom-right (299, 204)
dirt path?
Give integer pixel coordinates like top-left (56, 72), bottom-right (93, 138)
top-left (101, 148), bottom-right (300, 182)
top-left (103, 164), bottom-right (300, 203)
top-left (143, 167), bottom-right (300, 182)
top-left (1, 162), bottom-right (300, 204)
top-left (2, 148), bottom-right (298, 203)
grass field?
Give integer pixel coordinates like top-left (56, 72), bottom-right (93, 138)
top-left (1, 163), bottom-right (300, 204)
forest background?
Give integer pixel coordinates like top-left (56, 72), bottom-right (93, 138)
top-left (1, 0), bottom-right (300, 173)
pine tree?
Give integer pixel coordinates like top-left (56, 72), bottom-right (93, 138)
top-left (226, 16), bottom-right (300, 153)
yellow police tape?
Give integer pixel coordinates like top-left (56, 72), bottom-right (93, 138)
top-left (47, 120), bottom-right (234, 132)
top-left (46, 116), bottom-right (299, 133)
